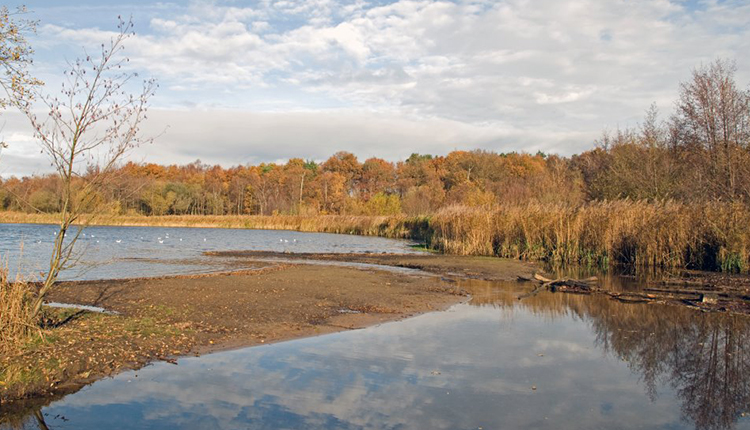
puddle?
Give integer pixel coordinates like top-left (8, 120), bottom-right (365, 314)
top-left (44, 302), bottom-right (117, 314)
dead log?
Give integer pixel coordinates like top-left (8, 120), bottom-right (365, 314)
top-left (518, 273), bottom-right (599, 299)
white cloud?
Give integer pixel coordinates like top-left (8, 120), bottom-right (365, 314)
top-left (4, 0), bottom-right (749, 175)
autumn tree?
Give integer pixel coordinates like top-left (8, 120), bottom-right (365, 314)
top-left (0, 5), bottom-right (40, 157)
top-left (322, 151), bottom-right (361, 196)
top-left (358, 157), bottom-right (396, 200)
top-left (16, 19), bottom-right (157, 316)
top-left (0, 6), bottom-right (38, 108)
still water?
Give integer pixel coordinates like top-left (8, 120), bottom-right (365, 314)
top-left (4, 281), bottom-right (750, 430)
top-left (0, 223), bottom-right (418, 281)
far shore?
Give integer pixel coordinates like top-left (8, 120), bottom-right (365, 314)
top-left (0, 212), bottom-right (417, 236)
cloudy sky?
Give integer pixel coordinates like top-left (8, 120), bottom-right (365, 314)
top-left (1, 0), bottom-right (749, 177)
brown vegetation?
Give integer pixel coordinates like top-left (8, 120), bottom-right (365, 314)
top-left (430, 201), bottom-right (750, 272)
top-left (0, 268), bottom-right (35, 354)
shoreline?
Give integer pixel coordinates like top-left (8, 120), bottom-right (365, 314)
top-left (0, 212), bottom-right (421, 239)
top-left (0, 252), bottom-right (536, 416)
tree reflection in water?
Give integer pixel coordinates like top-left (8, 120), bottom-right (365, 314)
top-left (466, 279), bottom-right (750, 430)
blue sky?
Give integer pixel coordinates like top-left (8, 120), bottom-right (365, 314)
top-left (2, 0), bottom-right (749, 176)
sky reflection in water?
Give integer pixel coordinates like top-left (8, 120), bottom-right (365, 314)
top-left (7, 281), bottom-right (750, 430)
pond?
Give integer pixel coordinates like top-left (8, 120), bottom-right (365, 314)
top-left (4, 280), bottom-right (750, 430)
top-left (0, 223), bottom-right (418, 281)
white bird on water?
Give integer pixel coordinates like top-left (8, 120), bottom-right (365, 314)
top-left (159, 240), bottom-right (164, 244)
top-left (116, 240), bottom-right (122, 244)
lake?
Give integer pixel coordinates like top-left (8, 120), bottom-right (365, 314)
top-left (0, 223), bottom-right (418, 281)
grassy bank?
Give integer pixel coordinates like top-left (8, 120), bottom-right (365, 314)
top-left (3, 200), bottom-right (749, 272)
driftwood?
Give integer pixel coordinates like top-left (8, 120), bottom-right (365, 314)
top-left (517, 274), bottom-right (599, 299)
top-left (517, 272), bottom-right (750, 315)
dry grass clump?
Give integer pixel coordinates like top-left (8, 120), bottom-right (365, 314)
top-left (429, 201), bottom-right (750, 272)
top-left (0, 268), bottom-right (37, 354)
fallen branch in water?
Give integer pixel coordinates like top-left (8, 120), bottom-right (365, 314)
top-left (517, 274), bottom-right (599, 299)
top-left (517, 273), bottom-right (750, 315)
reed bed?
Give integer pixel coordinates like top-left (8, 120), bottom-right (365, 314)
top-left (430, 201), bottom-right (750, 272)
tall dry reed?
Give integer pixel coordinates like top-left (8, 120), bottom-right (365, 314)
top-left (429, 201), bottom-right (750, 272)
top-left (0, 268), bottom-right (36, 353)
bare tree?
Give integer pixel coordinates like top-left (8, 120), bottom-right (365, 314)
top-left (14, 18), bottom-right (157, 316)
top-left (671, 59), bottom-right (750, 201)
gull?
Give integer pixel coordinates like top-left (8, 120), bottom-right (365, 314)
top-left (180, 238), bottom-right (183, 241)
top-left (203, 238), bottom-right (206, 242)
top-left (116, 240), bottom-right (122, 243)
top-left (159, 240), bottom-right (164, 244)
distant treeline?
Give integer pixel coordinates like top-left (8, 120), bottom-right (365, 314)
top-left (3, 60), bottom-right (749, 216)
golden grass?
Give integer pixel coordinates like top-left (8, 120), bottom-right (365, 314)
top-left (430, 201), bottom-right (750, 272)
top-left (0, 268), bottom-right (36, 354)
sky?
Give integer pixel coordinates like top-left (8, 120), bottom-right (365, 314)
top-left (1, 0), bottom-right (749, 177)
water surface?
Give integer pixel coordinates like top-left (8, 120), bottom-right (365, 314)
top-left (5, 281), bottom-right (750, 430)
top-left (0, 223), bottom-right (418, 281)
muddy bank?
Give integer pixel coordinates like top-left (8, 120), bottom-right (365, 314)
top-left (208, 250), bottom-right (538, 281)
top-left (1, 254), bottom-right (536, 412)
